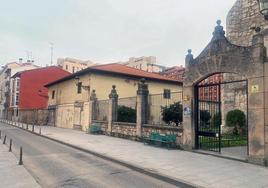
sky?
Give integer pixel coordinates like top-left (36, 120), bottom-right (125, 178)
top-left (0, 0), bottom-right (236, 68)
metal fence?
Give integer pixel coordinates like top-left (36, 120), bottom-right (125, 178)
top-left (147, 92), bottom-right (183, 126)
top-left (117, 97), bottom-right (137, 123)
top-left (94, 100), bottom-right (109, 122)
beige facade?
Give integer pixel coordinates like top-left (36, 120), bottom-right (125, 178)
top-left (48, 73), bottom-right (181, 106)
top-left (46, 65), bottom-right (182, 131)
top-left (57, 57), bottom-right (97, 73)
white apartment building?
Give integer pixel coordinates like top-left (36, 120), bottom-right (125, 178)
top-left (0, 60), bottom-right (39, 119)
top-left (57, 58), bottom-right (97, 73)
top-left (120, 56), bottom-right (166, 73)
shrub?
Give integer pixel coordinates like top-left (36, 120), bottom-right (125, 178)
top-left (117, 105), bottom-right (136, 123)
top-left (211, 113), bottom-right (221, 127)
top-left (161, 102), bottom-right (183, 126)
top-left (225, 109), bottom-right (246, 135)
top-left (200, 110), bottom-right (211, 124)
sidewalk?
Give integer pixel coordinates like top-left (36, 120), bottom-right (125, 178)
top-left (10, 123), bottom-right (268, 188)
top-left (0, 143), bottom-right (40, 188)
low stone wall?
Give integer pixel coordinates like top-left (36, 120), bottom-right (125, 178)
top-left (90, 121), bottom-right (183, 146)
top-left (142, 125), bottom-right (183, 145)
top-left (19, 109), bottom-right (49, 125)
top-left (111, 122), bottom-right (137, 140)
top-left (92, 120), bottom-right (108, 133)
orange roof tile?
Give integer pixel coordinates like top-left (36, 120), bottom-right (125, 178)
top-left (45, 63), bottom-right (181, 87)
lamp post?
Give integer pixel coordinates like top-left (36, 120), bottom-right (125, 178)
top-left (74, 76), bottom-right (90, 91)
top-left (257, 0), bottom-right (268, 20)
top-left (74, 76), bottom-right (90, 100)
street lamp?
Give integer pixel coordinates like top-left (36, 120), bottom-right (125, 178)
top-left (257, 0), bottom-right (268, 20)
top-left (74, 76), bottom-right (90, 91)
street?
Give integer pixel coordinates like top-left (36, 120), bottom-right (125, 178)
top-left (0, 123), bottom-right (181, 188)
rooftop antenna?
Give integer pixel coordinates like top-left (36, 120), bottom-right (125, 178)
top-left (50, 42), bottom-right (54, 65)
top-left (25, 51), bottom-right (31, 61)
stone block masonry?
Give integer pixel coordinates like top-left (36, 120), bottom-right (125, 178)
top-left (227, 0), bottom-right (267, 46)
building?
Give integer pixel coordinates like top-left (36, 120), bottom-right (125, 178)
top-left (57, 57), bottom-right (97, 73)
top-left (161, 66), bottom-right (185, 81)
top-left (0, 60), bottom-right (39, 119)
top-left (10, 66), bottom-right (70, 122)
top-left (45, 63), bottom-right (182, 130)
top-left (182, 0), bottom-right (268, 165)
top-left (227, 0), bottom-right (266, 47)
top-left (119, 56), bottom-right (166, 73)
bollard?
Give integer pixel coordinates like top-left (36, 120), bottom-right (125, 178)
top-left (0, 130), bottom-right (1, 139)
top-left (18, 147), bottom-right (23, 165)
top-left (3, 135), bottom-right (6, 144)
top-left (9, 139), bottom-right (12, 152)
top-left (26, 124), bottom-right (28, 130)
top-left (39, 128), bottom-right (41, 135)
top-left (32, 125), bottom-right (34, 132)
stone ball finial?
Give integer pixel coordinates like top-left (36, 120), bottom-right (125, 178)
top-left (212, 19), bottom-right (225, 40)
top-left (185, 49), bottom-right (194, 68)
top-left (140, 78), bottom-right (146, 84)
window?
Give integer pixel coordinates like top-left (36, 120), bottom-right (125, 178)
top-left (77, 82), bottom-right (82, 94)
top-left (15, 93), bottom-right (19, 106)
top-left (72, 67), bottom-right (75, 73)
top-left (163, 89), bottom-right (171, 99)
top-left (65, 65), bottom-right (68, 70)
top-left (16, 109), bottom-right (19, 117)
top-left (52, 90), bottom-right (55, 99)
top-left (16, 79), bottom-right (20, 91)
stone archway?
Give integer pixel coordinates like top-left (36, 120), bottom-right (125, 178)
top-left (182, 21), bottom-right (268, 165)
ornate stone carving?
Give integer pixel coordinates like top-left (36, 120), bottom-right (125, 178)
top-left (90, 89), bottom-right (97, 101)
top-left (109, 85), bottom-right (118, 99)
top-left (185, 49), bottom-right (194, 67)
top-left (212, 20), bottom-right (225, 41)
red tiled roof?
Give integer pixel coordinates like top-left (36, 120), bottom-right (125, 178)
top-left (90, 63), bottom-right (181, 82)
top-left (45, 63), bottom-right (181, 87)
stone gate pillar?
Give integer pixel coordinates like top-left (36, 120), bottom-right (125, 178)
top-left (182, 50), bottom-right (195, 150)
top-left (108, 85), bottom-right (118, 133)
top-left (136, 79), bottom-right (149, 138)
top-left (88, 90), bottom-right (97, 127)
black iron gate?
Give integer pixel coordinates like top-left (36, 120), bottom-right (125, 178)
top-left (195, 79), bottom-right (248, 153)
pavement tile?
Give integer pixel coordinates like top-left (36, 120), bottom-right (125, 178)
top-left (11, 125), bottom-right (268, 188)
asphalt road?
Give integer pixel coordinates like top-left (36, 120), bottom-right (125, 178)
top-left (0, 123), bottom-right (181, 188)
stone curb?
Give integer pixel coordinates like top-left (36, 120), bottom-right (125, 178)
top-left (3, 122), bottom-right (199, 188)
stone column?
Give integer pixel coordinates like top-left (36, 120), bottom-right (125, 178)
top-left (88, 90), bottom-right (97, 128)
top-left (136, 79), bottom-right (149, 138)
top-left (182, 85), bottom-right (195, 150)
top-left (262, 29), bottom-right (268, 165)
top-left (108, 85), bottom-right (118, 133)
top-left (247, 33), bottom-right (267, 165)
top-left (182, 50), bottom-right (195, 151)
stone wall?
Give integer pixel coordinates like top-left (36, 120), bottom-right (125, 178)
top-left (227, 0), bottom-right (267, 46)
top-left (111, 122), bottom-right (137, 140)
top-left (142, 125), bottom-right (183, 145)
top-left (19, 109), bottom-right (49, 125)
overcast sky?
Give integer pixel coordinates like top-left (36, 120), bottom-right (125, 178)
top-left (0, 0), bottom-right (236, 67)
